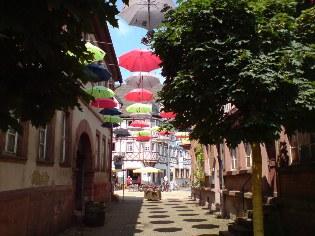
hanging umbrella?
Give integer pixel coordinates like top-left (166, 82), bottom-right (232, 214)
top-left (130, 120), bottom-right (150, 128)
top-left (135, 130), bottom-right (151, 136)
top-left (99, 107), bottom-right (122, 116)
top-left (104, 115), bottom-right (123, 123)
top-left (87, 63), bottom-right (112, 82)
top-left (127, 126), bottom-right (144, 131)
top-left (126, 103), bottom-right (152, 113)
top-left (160, 111), bottom-right (176, 119)
top-left (156, 131), bottom-right (173, 135)
top-left (133, 166), bottom-right (162, 173)
top-left (114, 128), bottom-right (131, 136)
top-left (125, 72), bottom-right (160, 88)
top-left (151, 126), bottom-right (161, 131)
top-left (67, 42), bottom-right (106, 64)
top-left (85, 86), bottom-right (115, 98)
top-left (136, 136), bottom-right (151, 142)
top-left (125, 88), bottom-right (154, 102)
top-left (118, 0), bottom-right (175, 31)
top-left (101, 122), bottom-right (120, 128)
top-left (91, 98), bottom-right (117, 108)
top-left (174, 131), bottom-right (190, 139)
top-left (130, 112), bottom-right (152, 119)
top-left (119, 49), bottom-right (161, 72)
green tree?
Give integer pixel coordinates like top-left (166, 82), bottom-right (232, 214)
top-left (152, 0), bottom-right (315, 235)
top-left (0, 0), bottom-right (127, 133)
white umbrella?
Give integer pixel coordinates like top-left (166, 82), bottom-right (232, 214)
top-left (125, 72), bottom-right (160, 88)
top-left (130, 112), bottom-right (152, 119)
top-left (133, 166), bottom-right (162, 173)
top-left (118, 0), bottom-right (175, 31)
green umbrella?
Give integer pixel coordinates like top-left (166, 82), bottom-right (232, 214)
top-left (126, 103), bottom-right (152, 113)
top-left (85, 86), bottom-right (115, 98)
top-left (151, 126), bottom-right (161, 131)
top-left (67, 42), bottom-right (106, 64)
top-left (135, 130), bottom-right (151, 136)
top-left (104, 115), bottom-right (123, 123)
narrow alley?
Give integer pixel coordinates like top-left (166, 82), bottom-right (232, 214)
top-left (60, 188), bottom-right (232, 236)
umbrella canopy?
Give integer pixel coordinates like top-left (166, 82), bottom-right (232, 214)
top-left (156, 131), bottom-right (173, 135)
top-left (135, 130), bottom-right (151, 136)
top-left (127, 126), bottom-right (144, 131)
top-left (126, 103), bottom-right (152, 113)
top-left (87, 63), bottom-right (112, 82)
top-left (68, 42), bottom-right (106, 64)
top-left (119, 49), bottom-right (161, 72)
top-left (118, 0), bottom-right (175, 31)
top-left (85, 42), bottom-right (106, 62)
top-left (160, 111), bottom-right (176, 119)
top-left (125, 88), bottom-right (154, 102)
top-left (151, 126), bottom-right (160, 131)
top-left (174, 131), bottom-right (190, 139)
top-left (101, 122), bottom-right (120, 128)
top-left (133, 166), bottom-right (162, 173)
top-left (99, 107), bottom-right (122, 116)
top-left (130, 120), bottom-right (150, 128)
top-left (114, 128), bottom-right (131, 137)
top-left (85, 86), bottom-right (115, 98)
top-left (104, 115), bottom-right (123, 123)
top-left (90, 98), bottom-right (117, 109)
top-left (130, 112), bottom-right (152, 119)
top-left (136, 136), bottom-right (151, 142)
top-left (125, 72), bottom-right (160, 88)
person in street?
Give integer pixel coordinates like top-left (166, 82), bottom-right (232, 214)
top-left (163, 175), bottom-right (169, 192)
top-left (127, 176), bottom-right (132, 186)
top-left (137, 177), bottom-right (141, 191)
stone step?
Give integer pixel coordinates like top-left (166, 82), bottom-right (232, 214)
top-left (228, 224), bottom-right (253, 236)
top-left (237, 217), bottom-right (253, 230)
top-left (219, 231), bottom-right (235, 236)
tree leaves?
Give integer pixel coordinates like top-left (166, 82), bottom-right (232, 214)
top-left (152, 0), bottom-right (315, 147)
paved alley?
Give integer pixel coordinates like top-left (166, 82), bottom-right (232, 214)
top-left (60, 188), bottom-right (232, 236)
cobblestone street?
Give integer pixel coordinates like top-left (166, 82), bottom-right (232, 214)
top-left (60, 188), bottom-right (232, 236)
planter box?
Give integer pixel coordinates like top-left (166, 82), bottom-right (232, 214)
top-left (144, 190), bottom-right (161, 201)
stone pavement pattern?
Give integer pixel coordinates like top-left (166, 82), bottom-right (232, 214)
top-left (60, 188), bottom-right (232, 236)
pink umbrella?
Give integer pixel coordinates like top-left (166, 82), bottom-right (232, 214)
top-left (125, 88), bottom-right (154, 102)
top-left (90, 98), bottom-right (117, 108)
top-left (156, 131), bottom-right (173, 135)
top-left (160, 111), bottom-right (176, 119)
top-left (130, 120), bottom-right (150, 128)
top-left (119, 49), bottom-right (161, 72)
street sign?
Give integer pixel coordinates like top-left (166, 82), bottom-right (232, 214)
top-left (114, 155), bottom-right (124, 169)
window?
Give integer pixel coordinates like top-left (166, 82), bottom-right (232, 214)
top-left (107, 140), bottom-right (111, 171)
top-left (39, 126), bottom-right (48, 160)
top-left (101, 138), bottom-right (106, 170)
top-left (298, 132), bottom-right (315, 162)
top-left (245, 143), bottom-right (252, 168)
top-left (181, 169), bottom-right (184, 178)
top-left (95, 133), bottom-right (100, 170)
top-left (127, 120), bottom-right (132, 126)
top-left (144, 144), bottom-right (150, 151)
top-left (5, 127), bottom-right (18, 154)
top-left (175, 169), bottom-right (179, 178)
top-left (186, 169), bottom-right (189, 178)
top-left (126, 142), bottom-right (133, 152)
top-left (230, 148), bottom-right (237, 170)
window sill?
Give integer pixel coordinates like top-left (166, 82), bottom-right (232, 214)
top-left (59, 162), bottom-right (71, 167)
top-left (37, 160), bottom-right (54, 166)
top-left (0, 154), bottom-right (27, 164)
top-left (224, 169), bottom-right (252, 176)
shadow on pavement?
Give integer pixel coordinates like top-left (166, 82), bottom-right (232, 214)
top-left (153, 227), bottom-right (182, 232)
top-left (192, 224), bottom-right (219, 229)
top-left (149, 210), bottom-right (168, 213)
top-left (183, 218), bottom-right (207, 222)
top-left (148, 214), bottom-right (170, 218)
top-left (150, 220), bottom-right (175, 224)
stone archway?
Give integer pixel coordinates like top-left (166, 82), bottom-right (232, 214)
top-left (74, 120), bottom-right (94, 211)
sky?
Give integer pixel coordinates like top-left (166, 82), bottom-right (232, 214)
top-left (108, 2), bottom-right (165, 85)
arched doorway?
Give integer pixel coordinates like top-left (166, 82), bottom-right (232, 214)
top-left (75, 132), bottom-right (93, 211)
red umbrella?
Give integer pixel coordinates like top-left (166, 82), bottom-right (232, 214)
top-left (90, 98), bottom-right (117, 108)
top-left (156, 131), bottom-right (173, 135)
top-left (130, 120), bottom-right (150, 128)
top-left (160, 111), bottom-right (176, 119)
top-left (119, 49), bottom-right (161, 72)
top-left (136, 136), bottom-right (151, 142)
top-left (125, 88), bottom-right (154, 102)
